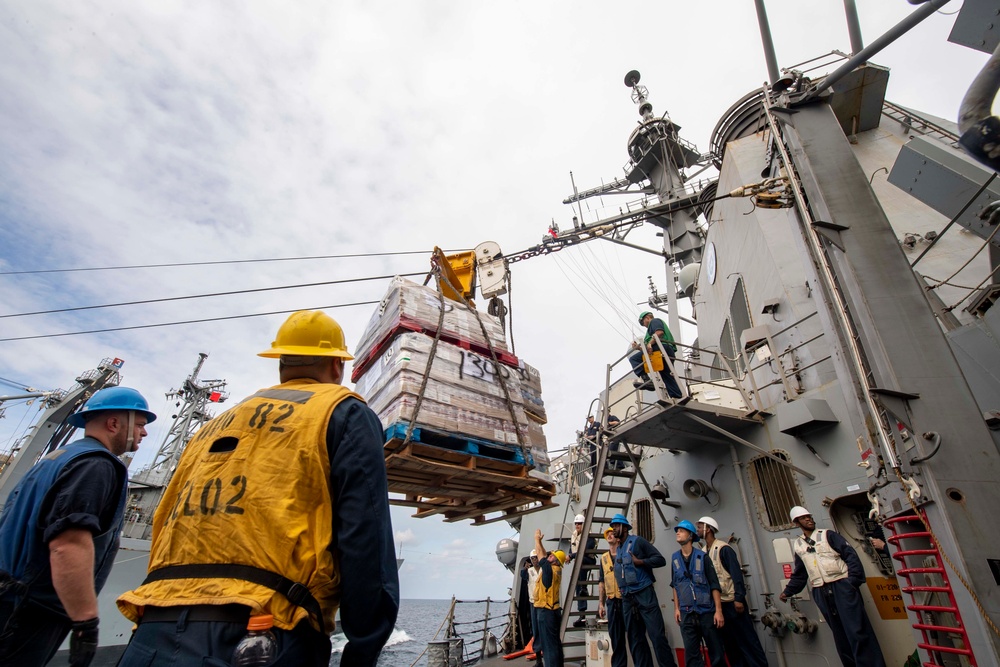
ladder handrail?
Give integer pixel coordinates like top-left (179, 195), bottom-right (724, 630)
top-left (883, 512), bottom-right (978, 666)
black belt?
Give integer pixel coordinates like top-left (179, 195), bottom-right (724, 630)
top-left (140, 604), bottom-right (251, 624)
top-left (142, 564), bottom-right (325, 631)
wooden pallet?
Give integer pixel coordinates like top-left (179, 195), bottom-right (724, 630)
top-left (384, 440), bottom-right (556, 524)
top-left (384, 422), bottom-right (529, 467)
top-left (394, 493), bottom-right (557, 525)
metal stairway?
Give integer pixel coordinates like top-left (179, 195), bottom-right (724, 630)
top-left (558, 432), bottom-right (667, 663)
top-left (883, 512), bottom-right (978, 667)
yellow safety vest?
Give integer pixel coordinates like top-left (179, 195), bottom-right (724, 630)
top-left (118, 380), bottom-right (359, 632)
top-left (534, 560), bottom-right (562, 610)
top-left (601, 552), bottom-right (620, 600)
top-left (792, 529), bottom-right (849, 588)
top-left (708, 540), bottom-right (736, 603)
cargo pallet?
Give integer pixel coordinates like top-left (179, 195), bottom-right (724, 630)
top-left (383, 426), bottom-right (555, 525)
top-left (383, 422), bottom-right (530, 466)
top-left (351, 317), bottom-right (520, 383)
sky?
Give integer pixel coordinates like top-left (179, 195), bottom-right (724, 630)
top-left (0, 1), bottom-right (989, 600)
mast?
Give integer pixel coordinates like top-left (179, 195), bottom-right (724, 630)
top-left (623, 70), bottom-right (706, 340)
top-left (0, 358), bottom-right (124, 503)
top-left (128, 353), bottom-right (227, 486)
top-left (123, 353), bottom-right (227, 539)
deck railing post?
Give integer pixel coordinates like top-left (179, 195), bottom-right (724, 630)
top-left (481, 597), bottom-right (492, 659)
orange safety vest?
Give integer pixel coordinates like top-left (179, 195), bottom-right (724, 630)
top-left (601, 551), bottom-right (621, 599)
top-left (534, 560), bottom-right (562, 610)
top-left (118, 379), bottom-right (360, 632)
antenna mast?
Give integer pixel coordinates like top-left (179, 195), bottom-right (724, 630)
top-left (129, 353), bottom-right (228, 487)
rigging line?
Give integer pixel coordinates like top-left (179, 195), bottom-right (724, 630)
top-left (0, 376), bottom-right (32, 391)
top-left (551, 256), bottom-right (630, 342)
top-left (943, 260), bottom-right (1000, 312)
top-left (580, 241), bottom-right (630, 309)
top-left (585, 242), bottom-right (636, 318)
top-left (0, 300), bottom-right (382, 343)
top-left (610, 237), bottom-right (636, 309)
top-left (0, 250), bottom-right (466, 276)
top-left (560, 251), bottom-right (625, 326)
top-left (596, 234), bottom-right (633, 307)
top-left (1, 271), bottom-right (425, 318)
top-left (566, 242), bottom-right (632, 318)
top-left (570, 247), bottom-right (636, 335)
top-left (930, 220), bottom-right (1000, 289)
top-left (2, 404), bottom-right (34, 452)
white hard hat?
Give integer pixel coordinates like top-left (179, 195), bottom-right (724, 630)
top-left (574, 514), bottom-right (585, 524)
top-left (529, 549), bottom-right (537, 558)
top-left (698, 516), bottom-right (719, 532)
top-left (789, 506), bottom-right (811, 522)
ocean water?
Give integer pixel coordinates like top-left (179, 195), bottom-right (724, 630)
top-left (330, 598), bottom-right (508, 667)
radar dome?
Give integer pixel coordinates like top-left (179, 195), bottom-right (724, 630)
top-left (679, 263), bottom-right (701, 297)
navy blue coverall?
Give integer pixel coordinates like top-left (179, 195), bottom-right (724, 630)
top-left (782, 530), bottom-right (886, 667)
top-left (615, 535), bottom-right (677, 667)
top-left (714, 545), bottom-right (768, 667)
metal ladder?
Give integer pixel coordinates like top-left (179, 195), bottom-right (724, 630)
top-left (881, 100), bottom-right (960, 146)
top-left (883, 512), bottom-right (978, 667)
top-left (558, 432), bottom-right (666, 663)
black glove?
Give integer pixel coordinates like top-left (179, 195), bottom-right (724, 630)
top-left (69, 617), bottom-right (99, 667)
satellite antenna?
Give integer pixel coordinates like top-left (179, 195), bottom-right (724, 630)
top-left (624, 69), bottom-right (653, 120)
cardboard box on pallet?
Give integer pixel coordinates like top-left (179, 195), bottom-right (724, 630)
top-left (526, 419), bottom-right (550, 481)
top-left (517, 361), bottom-right (546, 424)
top-left (351, 276), bottom-right (511, 383)
top-left (354, 332), bottom-right (533, 453)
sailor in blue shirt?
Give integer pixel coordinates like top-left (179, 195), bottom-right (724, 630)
top-left (0, 386), bottom-right (155, 667)
top-left (610, 513), bottom-right (677, 667)
top-left (670, 520), bottom-right (725, 667)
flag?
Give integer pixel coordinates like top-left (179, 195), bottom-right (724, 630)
top-left (209, 392), bottom-right (222, 402)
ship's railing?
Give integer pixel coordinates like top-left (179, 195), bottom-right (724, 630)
top-left (601, 310), bottom-right (832, 420)
top-left (604, 337), bottom-right (750, 417)
top-left (547, 436), bottom-right (643, 496)
top-left (418, 596), bottom-right (512, 666)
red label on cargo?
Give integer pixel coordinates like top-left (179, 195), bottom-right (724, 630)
top-left (782, 563), bottom-right (793, 579)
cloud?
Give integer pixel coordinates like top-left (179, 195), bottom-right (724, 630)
top-left (395, 528), bottom-right (418, 546)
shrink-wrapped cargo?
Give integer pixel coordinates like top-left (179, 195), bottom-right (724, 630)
top-left (526, 419), bottom-right (550, 480)
top-left (352, 277), bottom-right (513, 383)
top-left (355, 332), bottom-right (531, 450)
top-left (517, 361), bottom-right (546, 424)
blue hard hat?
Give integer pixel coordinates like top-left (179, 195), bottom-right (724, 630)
top-left (609, 513), bottom-right (631, 528)
top-left (67, 387), bottom-right (157, 428)
top-left (674, 520), bottom-right (697, 535)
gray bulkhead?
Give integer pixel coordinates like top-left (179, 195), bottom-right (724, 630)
top-left (514, 94), bottom-right (1000, 665)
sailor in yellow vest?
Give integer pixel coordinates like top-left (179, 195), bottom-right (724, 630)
top-left (117, 311), bottom-right (400, 666)
top-left (533, 528), bottom-right (565, 667)
top-left (780, 506), bottom-right (886, 667)
top-left (598, 527), bottom-right (650, 667)
top-left (696, 516), bottom-right (767, 667)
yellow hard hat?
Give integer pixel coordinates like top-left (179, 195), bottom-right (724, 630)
top-left (258, 310), bottom-right (354, 360)
top-left (551, 550), bottom-right (567, 565)
top-left (603, 527), bottom-right (615, 540)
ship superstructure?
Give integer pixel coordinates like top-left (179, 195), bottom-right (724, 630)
top-left (502, 1), bottom-right (1000, 665)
